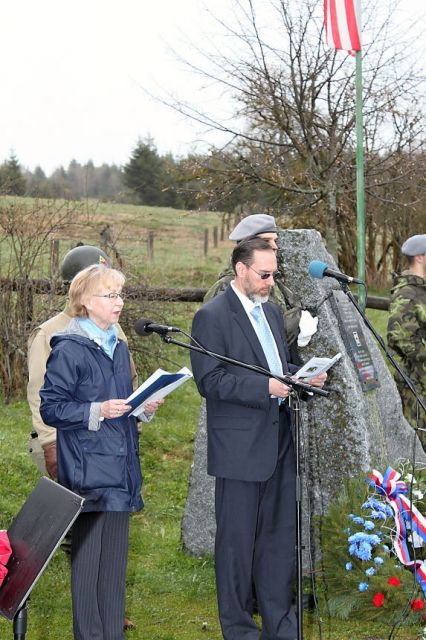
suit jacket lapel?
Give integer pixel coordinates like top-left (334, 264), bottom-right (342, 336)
top-left (225, 287), bottom-right (270, 370)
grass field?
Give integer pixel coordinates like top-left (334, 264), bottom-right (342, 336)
top-left (0, 199), bottom-right (234, 288)
top-left (0, 387), bottom-right (420, 640)
top-left (0, 201), bottom-right (421, 639)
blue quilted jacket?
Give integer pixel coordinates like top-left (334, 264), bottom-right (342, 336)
top-left (40, 325), bottom-right (143, 513)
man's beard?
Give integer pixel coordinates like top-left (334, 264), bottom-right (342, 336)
top-left (248, 292), bottom-right (269, 304)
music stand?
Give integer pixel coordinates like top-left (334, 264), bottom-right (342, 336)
top-left (0, 476), bottom-right (84, 639)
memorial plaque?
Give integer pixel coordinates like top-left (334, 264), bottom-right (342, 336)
top-left (331, 292), bottom-right (380, 392)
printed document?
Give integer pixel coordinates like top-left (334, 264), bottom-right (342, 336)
top-left (126, 367), bottom-right (193, 417)
top-left (294, 353), bottom-right (342, 380)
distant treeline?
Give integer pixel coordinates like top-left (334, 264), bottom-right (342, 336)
top-left (0, 138), bottom-right (201, 210)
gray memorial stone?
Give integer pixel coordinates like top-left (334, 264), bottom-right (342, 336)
top-left (182, 228), bottom-right (425, 560)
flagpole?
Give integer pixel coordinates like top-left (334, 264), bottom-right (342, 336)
top-left (355, 48), bottom-right (366, 309)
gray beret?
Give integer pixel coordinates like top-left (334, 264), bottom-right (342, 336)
top-left (229, 214), bottom-right (277, 241)
top-left (401, 234), bottom-right (426, 256)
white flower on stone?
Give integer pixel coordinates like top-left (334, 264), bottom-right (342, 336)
top-left (405, 473), bottom-right (417, 484)
top-left (411, 531), bottom-right (424, 548)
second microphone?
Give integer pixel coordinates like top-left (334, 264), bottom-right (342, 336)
top-left (134, 318), bottom-right (181, 336)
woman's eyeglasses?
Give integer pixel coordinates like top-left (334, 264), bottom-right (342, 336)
top-left (93, 292), bottom-right (125, 300)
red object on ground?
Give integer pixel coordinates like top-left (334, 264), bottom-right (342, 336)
top-left (373, 592), bottom-right (385, 608)
top-left (0, 530), bottom-right (12, 587)
top-left (411, 598), bottom-right (425, 611)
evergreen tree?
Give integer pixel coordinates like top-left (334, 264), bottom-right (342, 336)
top-left (96, 164), bottom-right (124, 201)
top-left (67, 159), bottom-right (85, 199)
top-left (0, 152), bottom-right (26, 195)
top-left (123, 138), bottom-right (167, 205)
top-left (49, 166), bottom-right (69, 198)
top-left (26, 165), bottom-right (51, 197)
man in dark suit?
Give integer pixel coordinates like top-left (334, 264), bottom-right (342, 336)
top-left (190, 237), bottom-right (326, 640)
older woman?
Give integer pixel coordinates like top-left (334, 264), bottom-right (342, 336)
top-left (40, 264), bottom-right (161, 640)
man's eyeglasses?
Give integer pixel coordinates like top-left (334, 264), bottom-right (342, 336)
top-left (93, 292), bottom-right (125, 300)
top-left (248, 265), bottom-right (278, 280)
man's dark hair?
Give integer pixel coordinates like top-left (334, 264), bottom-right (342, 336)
top-left (231, 237), bottom-right (274, 272)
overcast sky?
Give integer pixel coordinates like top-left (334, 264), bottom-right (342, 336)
top-left (0, 0), bottom-right (424, 174)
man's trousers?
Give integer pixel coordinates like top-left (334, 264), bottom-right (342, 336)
top-left (214, 412), bottom-right (296, 640)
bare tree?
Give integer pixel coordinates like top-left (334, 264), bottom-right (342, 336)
top-left (159, 0), bottom-right (426, 274)
top-left (0, 199), bottom-right (93, 400)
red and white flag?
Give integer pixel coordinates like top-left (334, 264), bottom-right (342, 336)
top-left (324, 0), bottom-right (361, 54)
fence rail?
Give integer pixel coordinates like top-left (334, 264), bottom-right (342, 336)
top-left (0, 278), bottom-right (390, 310)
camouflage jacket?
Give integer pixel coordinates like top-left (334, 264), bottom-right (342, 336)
top-left (204, 263), bottom-right (303, 351)
top-left (387, 272), bottom-right (426, 394)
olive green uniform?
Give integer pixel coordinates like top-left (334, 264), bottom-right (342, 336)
top-left (387, 272), bottom-right (426, 450)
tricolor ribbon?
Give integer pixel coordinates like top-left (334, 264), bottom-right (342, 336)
top-left (370, 467), bottom-right (426, 596)
top-left (0, 529), bottom-right (11, 587)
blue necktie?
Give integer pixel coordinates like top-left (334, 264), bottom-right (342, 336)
top-left (251, 305), bottom-right (283, 377)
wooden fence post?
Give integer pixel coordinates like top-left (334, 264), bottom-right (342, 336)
top-left (26, 285), bottom-right (34, 325)
top-left (50, 239), bottom-right (60, 278)
top-left (204, 229), bottom-right (209, 256)
top-left (213, 226), bottom-right (218, 248)
top-left (147, 231), bottom-right (155, 260)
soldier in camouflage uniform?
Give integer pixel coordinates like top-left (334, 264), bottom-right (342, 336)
top-left (387, 233), bottom-right (426, 451)
top-left (205, 214), bottom-right (316, 363)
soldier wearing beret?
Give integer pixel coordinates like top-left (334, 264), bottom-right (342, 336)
top-left (387, 233), bottom-right (426, 450)
top-left (205, 214), bottom-right (317, 363)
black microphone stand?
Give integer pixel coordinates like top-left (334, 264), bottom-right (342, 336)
top-left (340, 283), bottom-right (426, 420)
top-left (13, 601), bottom-right (28, 640)
top-left (157, 330), bottom-right (328, 640)
top-left (289, 388), bottom-right (305, 640)
top-left (160, 333), bottom-right (329, 399)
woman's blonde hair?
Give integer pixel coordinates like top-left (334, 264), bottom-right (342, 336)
top-left (68, 264), bottom-right (125, 317)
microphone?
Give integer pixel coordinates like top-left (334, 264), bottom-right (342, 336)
top-left (134, 318), bottom-right (180, 336)
top-left (308, 260), bottom-right (364, 285)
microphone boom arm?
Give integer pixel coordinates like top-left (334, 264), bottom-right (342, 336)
top-left (160, 334), bottom-right (329, 397)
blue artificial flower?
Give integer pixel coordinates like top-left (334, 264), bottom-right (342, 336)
top-left (358, 582), bottom-right (369, 592)
top-left (382, 545), bottom-right (391, 553)
top-left (370, 510), bottom-right (386, 520)
top-left (374, 557), bottom-right (384, 565)
top-left (348, 532), bottom-right (381, 546)
top-left (362, 498), bottom-right (387, 513)
top-left (348, 532), bottom-right (381, 561)
top-left (349, 541), bottom-right (372, 561)
top-left (352, 516), bottom-right (365, 525)
top-left (365, 567), bottom-right (375, 576)
top-left (348, 513), bottom-right (355, 519)
top-left (344, 527), bottom-right (351, 535)
top-left (364, 520), bottom-right (375, 531)
top-left (345, 562), bottom-right (353, 571)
